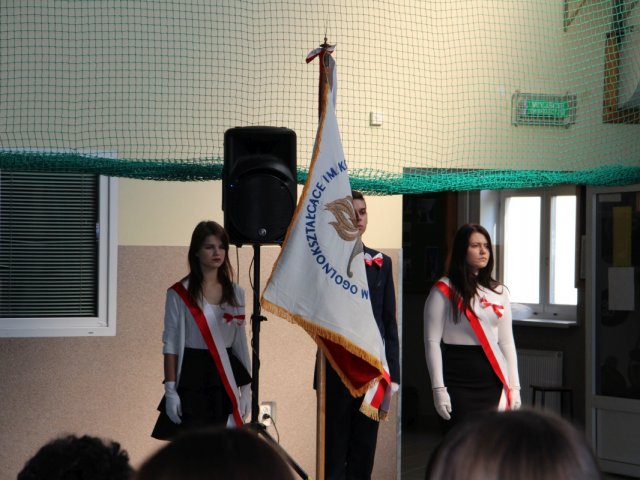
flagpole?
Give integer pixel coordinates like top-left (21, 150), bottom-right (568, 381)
top-left (264, 34), bottom-right (392, 479)
top-left (316, 36), bottom-right (331, 120)
top-left (316, 350), bottom-right (326, 480)
top-left (315, 36), bottom-right (332, 480)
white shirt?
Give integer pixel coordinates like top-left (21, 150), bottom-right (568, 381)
top-left (163, 281), bottom-right (250, 385)
top-left (185, 302), bottom-right (242, 349)
top-left (423, 277), bottom-right (520, 390)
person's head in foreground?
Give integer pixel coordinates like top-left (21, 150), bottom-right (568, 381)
top-left (427, 408), bottom-right (602, 480)
top-left (136, 426), bottom-right (295, 480)
top-left (18, 434), bottom-right (133, 480)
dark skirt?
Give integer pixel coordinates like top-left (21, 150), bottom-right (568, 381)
top-left (442, 343), bottom-right (502, 430)
top-left (151, 347), bottom-right (251, 440)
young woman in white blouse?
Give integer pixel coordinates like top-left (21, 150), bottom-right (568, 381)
top-left (423, 224), bottom-right (521, 429)
top-left (152, 221), bottom-right (251, 440)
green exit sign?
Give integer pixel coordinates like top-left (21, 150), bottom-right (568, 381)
top-left (512, 93), bottom-right (577, 127)
top-left (525, 99), bottom-right (570, 119)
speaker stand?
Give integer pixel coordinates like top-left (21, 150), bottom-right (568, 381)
top-left (247, 243), bottom-right (309, 479)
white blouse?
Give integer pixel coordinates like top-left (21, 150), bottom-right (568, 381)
top-left (162, 282), bottom-right (251, 385)
top-left (423, 277), bottom-right (520, 390)
top-left (185, 302), bottom-right (243, 349)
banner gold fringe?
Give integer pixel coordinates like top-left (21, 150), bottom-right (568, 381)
top-left (359, 401), bottom-right (388, 422)
top-left (261, 297), bottom-right (384, 399)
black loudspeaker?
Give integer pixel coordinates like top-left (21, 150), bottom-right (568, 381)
top-left (223, 126), bottom-right (297, 245)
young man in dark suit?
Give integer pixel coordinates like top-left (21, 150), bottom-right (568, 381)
top-left (323, 190), bottom-right (401, 480)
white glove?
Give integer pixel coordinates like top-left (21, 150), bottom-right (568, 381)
top-left (433, 387), bottom-right (452, 420)
top-left (164, 381), bottom-right (182, 425)
top-left (510, 388), bottom-right (522, 410)
top-left (239, 384), bottom-right (252, 420)
top-left (391, 382), bottom-right (400, 395)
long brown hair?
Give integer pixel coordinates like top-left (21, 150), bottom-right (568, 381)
top-left (446, 223), bottom-right (499, 322)
top-left (186, 221), bottom-right (238, 306)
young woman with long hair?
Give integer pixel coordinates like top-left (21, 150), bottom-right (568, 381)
top-left (151, 221), bottom-right (251, 440)
top-left (423, 224), bottom-right (521, 429)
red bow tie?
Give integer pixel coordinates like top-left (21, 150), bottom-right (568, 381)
top-left (364, 252), bottom-right (383, 268)
top-left (223, 313), bottom-right (245, 323)
top-left (480, 297), bottom-right (504, 318)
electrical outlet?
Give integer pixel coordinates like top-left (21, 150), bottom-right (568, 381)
top-left (259, 401), bottom-right (276, 426)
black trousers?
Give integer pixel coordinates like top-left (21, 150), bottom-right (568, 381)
top-left (324, 363), bottom-right (379, 480)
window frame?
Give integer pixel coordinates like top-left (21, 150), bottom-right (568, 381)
top-left (0, 173), bottom-right (118, 337)
top-left (498, 185), bottom-right (578, 324)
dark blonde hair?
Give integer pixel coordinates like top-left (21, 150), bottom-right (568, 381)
top-left (427, 409), bottom-right (602, 480)
top-left (351, 189), bottom-right (365, 202)
top-left (187, 221), bottom-right (237, 306)
top-left (136, 427), bottom-right (295, 480)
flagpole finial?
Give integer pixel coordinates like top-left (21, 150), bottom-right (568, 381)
top-left (304, 36), bottom-right (336, 118)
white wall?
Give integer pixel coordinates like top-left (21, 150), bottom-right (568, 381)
top-left (119, 179), bottom-right (402, 248)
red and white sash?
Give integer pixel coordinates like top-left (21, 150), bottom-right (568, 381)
top-left (435, 280), bottom-right (512, 409)
top-left (171, 282), bottom-right (244, 426)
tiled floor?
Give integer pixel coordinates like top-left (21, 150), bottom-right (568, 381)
top-left (400, 419), bottom-right (637, 480)
top-left (400, 420), bottom-right (442, 480)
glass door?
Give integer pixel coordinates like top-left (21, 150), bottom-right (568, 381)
top-left (586, 184), bottom-right (640, 478)
top-left (593, 189), bottom-right (640, 399)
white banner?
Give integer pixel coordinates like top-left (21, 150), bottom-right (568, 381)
top-left (261, 51), bottom-right (390, 419)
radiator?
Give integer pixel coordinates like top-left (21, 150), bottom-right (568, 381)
top-left (517, 349), bottom-right (563, 413)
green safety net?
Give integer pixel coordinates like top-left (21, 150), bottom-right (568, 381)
top-left (1, 1), bottom-right (639, 194)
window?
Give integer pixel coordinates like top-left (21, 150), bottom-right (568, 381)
top-left (500, 186), bottom-right (577, 323)
top-left (0, 171), bottom-right (118, 337)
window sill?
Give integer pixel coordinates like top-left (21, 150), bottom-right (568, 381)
top-left (513, 318), bottom-right (577, 328)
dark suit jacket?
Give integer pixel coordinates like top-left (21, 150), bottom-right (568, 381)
top-left (364, 245), bottom-right (400, 383)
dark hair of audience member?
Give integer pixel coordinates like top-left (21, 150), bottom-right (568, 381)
top-left (17, 434), bottom-right (133, 480)
top-left (136, 426), bottom-right (295, 480)
top-left (427, 409), bottom-right (602, 480)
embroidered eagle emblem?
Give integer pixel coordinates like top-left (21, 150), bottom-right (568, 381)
top-left (325, 196), bottom-right (363, 278)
